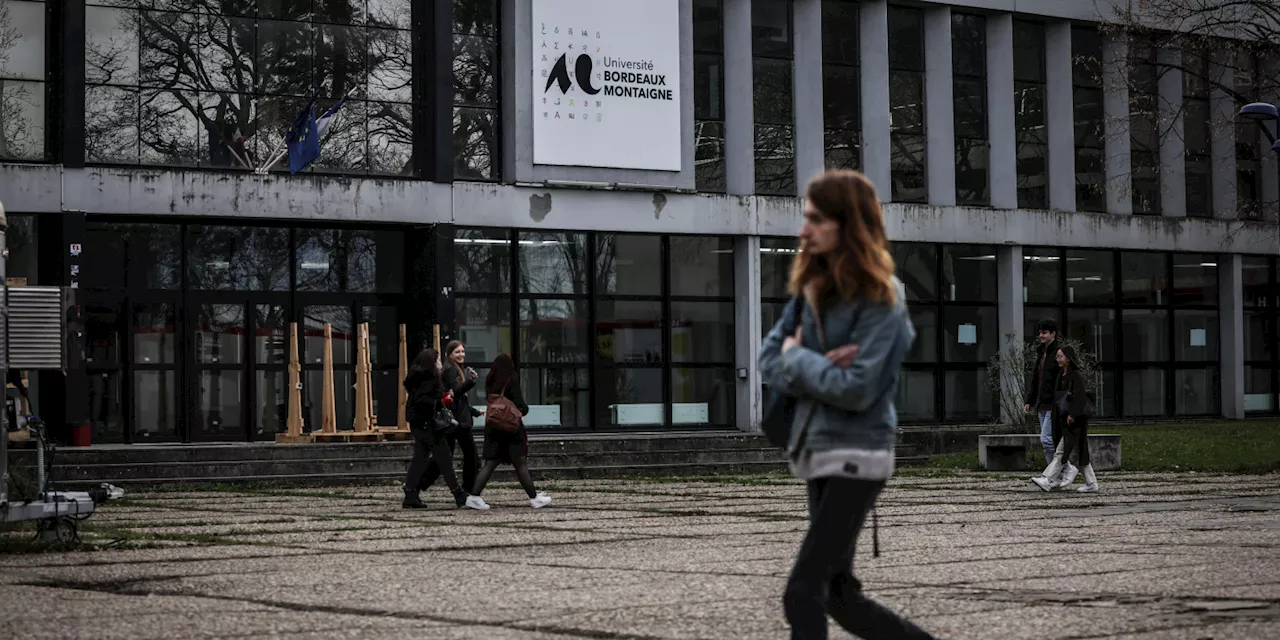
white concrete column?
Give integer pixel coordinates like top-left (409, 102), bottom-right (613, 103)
top-left (986, 14), bottom-right (1016, 210)
top-left (724, 0), bottom-right (755, 196)
top-left (735, 235), bottom-right (763, 432)
top-left (1158, 46), bottom-right (1187, 217)
top-left (1044, 21), bottom-right (1075, 211)
top-left (859, 0), bottom-right (891, 199)
top-left (924, 6), bottom-right (955, 206)
top-left (793, 0), bottom-right (824, 194)
top-left (997, 245), bottom-right (1025, 425)
top-left (1103, 34), bottom-right (1132, 215)
top-left (1220, 253), bottom-right (1244, 419)
top-left (1045, 21), bottom-right (1075, 212)
top-left (1209, 49), bottom-right (1238, 219)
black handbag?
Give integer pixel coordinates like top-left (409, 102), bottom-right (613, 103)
top-left (761, 298), bottom-right (805, 449)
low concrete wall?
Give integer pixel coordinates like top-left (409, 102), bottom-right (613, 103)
top-left (979, 433), bottom-right (1121, 471)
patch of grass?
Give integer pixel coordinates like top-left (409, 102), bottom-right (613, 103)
top-left (923, 420), bottom-right (1280, 473)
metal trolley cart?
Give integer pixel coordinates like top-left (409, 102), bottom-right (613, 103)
top-left (1, 203), bottom-right (124, 543)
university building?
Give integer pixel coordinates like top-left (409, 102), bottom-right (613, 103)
top-left (1, 0), bottom-right (1277, 444)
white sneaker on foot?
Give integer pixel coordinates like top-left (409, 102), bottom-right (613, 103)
top-left (1077, 483), bottom-right (1099, 493)
top-left (465, 495), bottom-right (490, 510)
top-left (1031, 477), bottom-right (1053, 492)
top-left (1056, 463), bottom-right (1079, 489)
top-left (529, 493), bottom-right (552, 509)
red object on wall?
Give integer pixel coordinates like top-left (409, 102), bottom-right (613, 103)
top-left (70, 422), bottom-right (92, 447)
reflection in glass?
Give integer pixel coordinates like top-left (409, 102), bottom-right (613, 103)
top-left (761, 301), bottom-right (786, 339)
top-left (955, 138), bottom-right (989, 206)
top-left (755, 123), bottom-right (796, 196)
top-left (455, 229), bottom-right (511, 293)
top-left (672, 368), bottom-right (735, 426)
top-left (135, 304), bottom-right (176, 364)
top-left (695, 53), bottom-right (725, 121)
top-left (1065, 249), bottom-right (1114, 304)
top-left (942, 245), bottom-right (998, 302)
top-left (87, 6), bottom-right (139, 85)
top-left (695, 120), bottom-right (727, 192)
top-left (1242, 257), bottom-right (1272, 308)
top-left (1245, 366), bottom-right (1273, 413)
top-left (893, 242), bottom-right (937, 301)
top-left (0, 79), bottom-right (46, 160)
top-left (313, 98), bottom-right (367, 173)
top-left (1074, 146), bottom-right (1106, 212)
top-left (456, 298), bottom-right (512, 364)
top-left (140, 9), bottom-right (203, 90)
top-left (189, 226), bottom-right (291, 291)
top-left (597, 368), bottom-right (664, 426)
top-left (196, 304), bottom-right (245, 365)
top-left (896, 370), bottom-right (935, 422)
top-left (368, 0), bottom-right (412, 30)
top-left (369, 27), bottom-right (411, 102)
top-left (86, 85), bottom-right (140, 163)
top-left (671, 236), bottom-right (734, 297)
top-left (297, 228), bottom-right (403, 293)
top-left (890, 132), bottom-right (926, 202)
top-left (1174, 310), bottom-right (1219, 361)
top-left (596, 300), bottom-right (662, 365)
top-left (1176, 368), bottom-right (1218, 415)
top-left (202, 15), bottom-right (255, 94)
top-left (519, 232), bottom-right (589, 295)
top-left (453, 106), bottom-right (496, 180)
top-left (945, 369), bottom-right (993, 421)
top-left (304, 305), bottom-right (353, 365)
top-left (671, 302), bottom-right (735, 364)
top-left (1124, 368), bottom-right (1165, 416)
top-left (1120, 252), bottom-right (1167, 305)
top-left (453, 34), bottom-right (496, 106)
top-left (257, 370), bottom-right (287, 437)
top-left (596, 234), bottom-right (662, 296)
top-left (257, 19), bottom-right (313, 97)
top-left (197, 370), bottom-right (242, 439)
top-left (1121, 309), bottom-right (1169, 362)
top-left (199, 92), bottom-right (256, 169)
top-left (761, 237), bottom-right (798, 299)
top-left (86, 304), bottom-right (122, 365)
top-left (139, 90), bottom-right (200, 166)
top-left (0, 1), bottom-right (44, 80)
top-left (520, 299), bottom-right (590, 364)
top-left (1023, 249), bottom-right (1061, 304)
top-left (369, 100), bottom-right (413, 174)
top-left (824, 127), bottom-right (859, 172)
top-left (255, 305), bottom-right (288, 366)
top-left (314, 24), bottom-right (367, 97)
top-left (518, 367), bottom-right (589, 428)
top-left (905, 307), bottom-right (937, 363)
top-left (90, 372), bottom-right (124, 443)
top-left (1172, 254), bottom-right (1218, 306)
top-left (134, 371), bottom-right (177, 438)
top-left (1065, 308), bottom-right (1116, 363)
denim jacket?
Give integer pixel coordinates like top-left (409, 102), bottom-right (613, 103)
top-left (759, 277), bottom-right (914, 479)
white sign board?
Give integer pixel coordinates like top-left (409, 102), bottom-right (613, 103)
top-left (532, 0), bottom-right (682, 171)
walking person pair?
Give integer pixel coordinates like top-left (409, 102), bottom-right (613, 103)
top-left (1032, 344), bottom-right (1100, 493)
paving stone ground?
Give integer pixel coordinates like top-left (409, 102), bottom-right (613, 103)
top-left (2, 471), bottom-right (1279, 639)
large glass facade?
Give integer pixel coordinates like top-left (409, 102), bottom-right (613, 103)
top-left (952, 13), bottom-right (988, 206)
top-left (453, 230), bottom-right (737, 430)
top-left (822, 0), bottom-right (859, 171)
top-left (1071, 27), bottom-right (1105, 213)
top-left (453, 0), bottom-right (500, 180)
top-left (84, 0), bottom-right (414, 174)
top-left (0, 0), bottom-right (47, 161)
top-left (753, 0), bottom-right (795, 196)
top-left (80, 219), bottom-right (407, 443)
top-left (1023, 248), bottom-right (1221, 418)
top-left (1183, 48), bottom-right (1213, 218)
top-left (694, 0), bottom-right (726, 192)
top-left (1243, 257), bottom-right (1277, 413)
top-left (888, 6), bottom-right (926, 203)
top-left (1129, 40), bottom-right (1160, 215)
top-left (1013, 20), bottom-right (1048, 209)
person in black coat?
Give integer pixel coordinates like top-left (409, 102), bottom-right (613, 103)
top-left (401, 348), bottom-right (488, 510)
top-left (470, 353), bottom-right (552, 509)
top-left (1032, 345), bottom-right (1099, 493)
top-left (416, 340), bottom-right (481, 494)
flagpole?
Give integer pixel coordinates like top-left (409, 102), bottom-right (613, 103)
top-left (255, 85), bottom-right (358, 175)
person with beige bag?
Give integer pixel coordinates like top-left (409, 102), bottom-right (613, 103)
top-left (470, 353), bottom-right (552, 508)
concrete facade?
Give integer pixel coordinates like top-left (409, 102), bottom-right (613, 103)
top-left (2, 0), bottom-right (1277, 435)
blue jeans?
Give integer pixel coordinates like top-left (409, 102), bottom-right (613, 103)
top-left (1038, 410), bottom-right (1056, 463)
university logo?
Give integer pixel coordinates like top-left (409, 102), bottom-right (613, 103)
top-left (544, 53), bottom-right (600, 95)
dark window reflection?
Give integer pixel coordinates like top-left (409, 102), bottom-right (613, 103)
top-left (597, 368), bottom-right (664, 426)
top-left (1065, 249), bottom-right (1114, 305)
top-left (521, 299), bottom-right (590, 364)
top-left (519, 367), bottom-right (590, 428)
top-left (1065, 308), bottom-right (1116, 363)
top-left (671, 302), bottom-right (735, 364)
top-left (1119, 252), bottom-right (1168, 305)
top-left (189, 226), bottom-right (291, 291)
top-left (753, 0), bottom-right (794, 196)
top-left (893, 242), bottom-right (937, 301)
top-left (596, 300), bottom-right (663, 365)
top-left (1072, 27), bottom-right (1105, 212)
top-left (695, 2), bottom-right (726, 192)
top-left (596, 234), bottom-right (662, 296)
top-left (455, 228), bottom-right (511, 294)
top-left (452, 0), bottom-right (498, 181)
top-left (942, 245), bottom-right (998, 302)
top-left (672, 368), bottom-right (735, 426)
top-left (1172, 253), bottom-right (1218, 306)
top-left (670, 236), bottom-right (734, 297)
top-left (296, 228), bottom-right (404, 293)
top-left (1023, 248), bottom-right (1062, 304)
top-left (944, 369), bottom-right (994, 421)
top-left (519, 232), bottom-right (589, 295)
top-left (761, 237), bottom-right (798, 299)
top-left (1121, 309), bottom-right (1170, 362)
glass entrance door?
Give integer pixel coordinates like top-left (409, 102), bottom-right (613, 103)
top-left (190, 302), bottom-right (246, 441)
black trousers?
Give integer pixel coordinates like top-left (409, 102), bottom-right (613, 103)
top-left (1058, 418), bottom-right (1090, 467)
top-left (403, 426), bottom-right (464, 498)
top-left (784, 477), bottom-right (935, 640)
top-left (418, 428), bottom-right (478, 492)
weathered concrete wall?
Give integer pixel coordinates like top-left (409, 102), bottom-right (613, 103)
top-left (1, 165), bottom-right (1275, 256)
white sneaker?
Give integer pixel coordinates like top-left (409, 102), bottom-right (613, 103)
top-left (1077, 483), bottom-right (1099, 493)
top-left (529, 493), bottom-right (552, 509)
top-left (1056, 464), bottom-right (1079, 489)
top-left (1031, 477), bottom-right (1053, 492)
top-left (465, 495), bottom-right (490, 510)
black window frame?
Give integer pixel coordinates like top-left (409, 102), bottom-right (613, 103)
top-left (694, 0), bottom-right (727, 193)
top-left (1243, 256), bottom-right (1278, 414)
top-left (952, 12), bottom-right (989, 207)
top-left (821, 0), bottom-right (860, 172)
top-left (1071, 26), bottom-right (1106, 213)
top-left (752, 0), bottom-right (796, 197)
top-left (1013, 19), bottom-right (1049, 209)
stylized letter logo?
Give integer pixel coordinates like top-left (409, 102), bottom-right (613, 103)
top-left (544, 53), bottom-right (600, 96)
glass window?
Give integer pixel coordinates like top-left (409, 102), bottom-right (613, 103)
top-left (86, 304), bottom-right (123, 366)
top-left (761, 237), bottom-right (798, 299)
top-left (1072, 27), bottom-right (1105, 212)
top-left (5, 214), bottom-right (37, 284)
top-left (521, 299), bottom-right (590, 364)
top-left (194, 303), bottom-right (245, 365)
top-left (134, 304), bottom-right (176, 364)
top-left (1242, 257), bottom-right (1272, 308)
top-left (1172, 254), bottom-right (1218, 306)
top-left (1120, 252), bottom-right (1167, 305)
top-left (695, 0), bottom-right (726, 192)
top-left (89, 372), bottom-right (124, 443)
top-left (889, 6), bottom-right (925, 203)
top-left (1065, 308), bottom-right (1117, 363)
top-left (1174, 310), bottom-right (1219, 361)
top-left (597, 367), bottom-right (664, 426)
top-left (753, 0), bottom-right (795, 196)
top-left (1014, 21), bottom-right (1047, 209)
top-left (761, 301), bottom-right (788, 339)
top-left (905, 308), bottom-right (937, 363)
top-left (944, 369), bottom-right (994, 421)
top-left (670, 236), bottom-right (734, 297)
top-left (1066, 250), bottom-right (1114, 305)
top-left (953, 14), bottom-right (988, 206)
top-left (595, 299), bottom-right (662, 365)
top-left (1123, 368), bottom-right (1166, 417)
top-left (596, 234), bottom-right (662, 296)
top-left (520, 367), bottom-right (590, 428)
top-left (1245, 366), bottom-right (1273, 413)
top-left (456, 298), bottom-right (512, 364)
top-left (133, 370), bottom-right (178, 438)
top-left (672, 368), bottom-right (735, 426)
top-left (1244, 311), bottom-right (1270, 361)
top-left (0, 0), bottom-right (48, 161)
top-left (896, 370), bottom-right (935, 422)
top-left (296, 228), bottom-right (403, 293)
top-left (1023, 249), bottom-right (1062, 304)
top-left (454, 0), bottom-right (499, 180)
top-left (822, 0), bottom-right (859, 170)
top-left (303, 305), bottom-right (353, 365)
top-left (671, 302), bottom-right (735, 364)
top-left (518, 232), bottom-right (589, 295)
top-left (455, 228), bottom-right (511, 294)
top-left (893, 242), bottom-right (937, 301)
top-left (1175, 368), bottom-right (1218, 415)
top-left (188, 226), bottom-right (290, 291)
top-left (941, 246), bottom-right (998, 302)
top-left (1122, 309), bottom-right (1170, 362)
top-left (944, 306), bottom-right (997, 363)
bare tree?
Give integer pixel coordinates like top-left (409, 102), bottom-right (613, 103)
top-left (0, 2), bottom-right (40, 160)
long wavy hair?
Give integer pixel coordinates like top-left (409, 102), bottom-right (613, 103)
top-left (444, 340), bottom-right (465, 382)
top-left (485, 353), bottom-right (518, 394)
top-left (788, 170), bottom-right (898, 307)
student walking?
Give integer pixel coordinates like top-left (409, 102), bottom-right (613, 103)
top-left (416, 340), bottom-right (482, 494)
top-left (401, 348), bottom-right (488, 510)
top-left (470, 354), bottom-right (552, 509)
top-left (1033, 345), bottom-right (1099, 492)
top-left (1023, 318), bottom-right (1077, 487)
top-left (759, 170), bottom-right (936, 640)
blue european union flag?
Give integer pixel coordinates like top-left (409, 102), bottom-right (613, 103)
top-left (285, 97), bottom-right (321, 175)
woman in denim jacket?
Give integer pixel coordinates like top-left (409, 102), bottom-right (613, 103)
top-left (760, 170), bottom-right (935, 640)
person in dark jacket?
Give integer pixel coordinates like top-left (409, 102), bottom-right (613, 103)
top-left (1032, 345), bottom-right (1099, 493)
top-left (470, 353), bottom-right (552, 509)
top-left (402, 348), bottom-right (488, 510)
top-left (1023, 319), bottom-right (1070, 473)
top-left (416, 340), bottom-right (481, 494)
